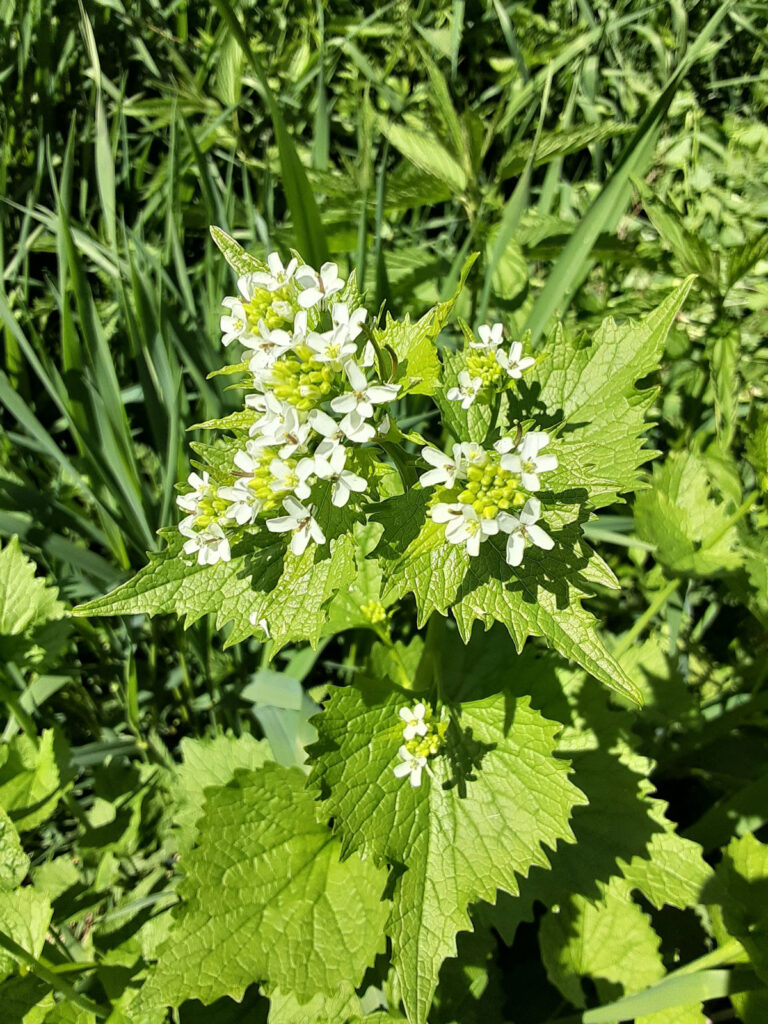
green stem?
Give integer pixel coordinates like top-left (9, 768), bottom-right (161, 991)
top-left (613, 577), bottom-right (680, 659)
top-left (0, 931), bottom-right (109, 1019)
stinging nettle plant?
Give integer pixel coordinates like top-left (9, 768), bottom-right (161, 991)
top-left (76, 227), bottom-right (696, 1023)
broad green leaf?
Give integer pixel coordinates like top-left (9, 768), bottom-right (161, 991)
top-left (376, 116), bottom-right (467, 194)
top-left (497, 122), bottom-right (634, 180)
top-left (137, 763), bottom-right (388, 1010)
top-left (376, 252), bottom-right (478, 396)
top-left (711, 833), bottom-right (768, 983)
top-left (267, 984), bottom-right (361, 1024)
top-left (0, 730), bottom-right (69, 833)
top-left (0, 974), bottom-right (55, 1024)
top-left (527, 278), bottom-right (695, 506)
top-left (539, 876), bottom-right (707, 1023)
top-left (634, 451), bottom-right (743, 575)
top-left (75, 528), bottom-right (357, 652)
top-left (0, 888), bottom-right (52, 983)
top-left (0, 537), bottom-right (67, 666)
top-left (0, 807), bottom-right (28, 892)
top-left (308, 685), bottom-right (585, 1024)
top-left (373, 492), bottom-right (641, 704)
top-left (637, 182), bottom-right (720, 291)
top-left (172, 734), bottom-right (270, 853)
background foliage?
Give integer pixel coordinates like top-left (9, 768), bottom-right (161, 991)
top-left (1, 0), bottom-right (768, 1021)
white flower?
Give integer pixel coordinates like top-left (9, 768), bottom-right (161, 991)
top-left (496, 341), bottom-right (535, 379)
top-left (239, 252), bottom-right (298, 295)
top-left (217, 478), bottom-right (260, 525)
top-left (332, 302), bottom-right (367, 341)
top-left (497, 497), bottom-right (554, 566)
top-left (419, 445), bottom-right (464, 489)
top-left (459, 442), bottom-right (489, 469)
top-left (250, 398), bottom-right (310, 458)
top-left (399, 702), bottom-right (428, 741)
top-left (446, 370), bottom-right (482, 409)
top-left (220, 297), bottom-right (249, 347)
top-left (314, 446), bottom-right (367, 507)
top-left (431, 502), bottom-right (499, 557)
top-left (498, 431), bottom-right (558, 491)
top-left (295, 261), bottom-right (345, 309)
top-left (248, 612), bottom-right (270, 639)
top-left (269, 457), bottom-right (314, 501)
top-left (472, 322), bottom-right (504, 351)
top-left (307, 408), bottom-right (345, 458)
top-left (331, 361), bottom-right (400, 421)
top-left (242, 320), bottom-right (293, 366)
top-left (266, 496), bottom-right (326, 556)
top-left (393, 745), bottom-right (428, 787)
top-left (176, 471), bottom-right (209, 514)
top-left (339, 408), bottom-right (376, 444)
top-left (179, 517), bottom-right (231, 566)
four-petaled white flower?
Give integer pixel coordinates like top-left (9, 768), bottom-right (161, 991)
top-left (331, 361), bottom-right (400, 421)
top-left (496, 341), bottom-right (535, 379)
top-left (497, 497), bottom-right (554, 566)
top-left (179, 517), bottom-right (231, 566)
top-left (305, 305), bottom-right (366, 367)
top-left (217, 478), bottom-right (260, 525)
top-left (220, 297), bottom-right (249, 347)
top-left (240, 252), bottom-right (298, 295)
top-left (393, 745), bottom-right (428, 788)
top-left (313, 446), bottom-right (367, 507)
top-left (176, 471), bottom-right (210, 514)
top-left (243, 320), bottom-right (293, 370)
top-left (498, 431), bottom-right (558, 491)
top-left (446, 369), bottom-right (482, 409)
top-left (419, 445), bottom-right (464, 489)
top-left (471, 322), bottom-right (504, 350)
top-left (250, 398), bottom-right (310, 458)
top-left (431, 502), bottom-right (499, 556)
top-left (339, 408), bottom-right (376, 444)
top-left (307, 408), bottom-right (345, 458)
top-left (269, 457), bottom-right (315, 501)
top-left (296, 261), bottom-right (345, 309)
top-left (399, 702), bottom-right (428, 741)
top-left (266, 496), bottom-right (326, 556)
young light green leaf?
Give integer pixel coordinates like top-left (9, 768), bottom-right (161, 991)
top-left (0, 731), bottom-right (70, 833)
top-left (137, 763), bottom-right (388, 1010)
top-left (210, 226), bottom-right (268, 277)
top-left (539, 876), bottom-right (707, 1023)
top-left (308, 685), bottom-right (586, 1024)
top-left (171, 734), bottom-right (271, 853)
top-left (0, 808), bottom-right (28, 893)
top-left (373, 493), bottom-right (641, 705)
top-left (634, 451), bottom-right (743, 576)
top-left (527, 278), bottom-right (695, 507)
top-left (75, 529), bottom-right (357, 652)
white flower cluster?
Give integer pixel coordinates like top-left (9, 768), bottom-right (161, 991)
top-left (420, 431), bottom-right (558, 567)
top-left (446, 321), bottom-right (535, 409)
top-left (177, 254), bottom-right (400, 565)
top-left (393, 702), bottom-right (447, 787)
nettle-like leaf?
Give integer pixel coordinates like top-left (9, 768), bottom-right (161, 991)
top-left (0, 808), bottom-right (27, 893)
top-left (519, 278), bottom-right (695, 507)
top-left (137, 762), bottom-right (388, 1011)
top-left (0, 536), bottom-right (69, 668)
top-left (308, 683), bottom-right (586, 1024)
top-left (372, 489), bottom-right (641, 704)
top-left (76, 525), bottom-right (357, 651)
top-left (634, 449), bottom-right (743, 575)
top-left (538, 876), bottom-right (707, 1024)
top-left (711, 833), bottom-right (768, 983)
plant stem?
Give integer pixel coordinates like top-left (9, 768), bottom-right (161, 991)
top-left (613, 576), bottom-right (680, 658)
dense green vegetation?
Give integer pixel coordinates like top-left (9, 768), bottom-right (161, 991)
top-left (1, 1), bottom-right (768, 1021)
